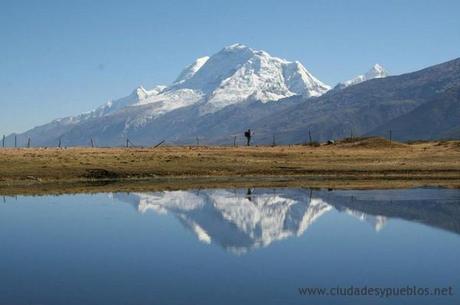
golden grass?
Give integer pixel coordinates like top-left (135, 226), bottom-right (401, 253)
top-left (0, 138), bottom-right (459, 194)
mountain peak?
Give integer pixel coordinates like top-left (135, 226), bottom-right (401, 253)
top-left (365, 63), bottom-right (388, 79)
top-left (133, 86), bottom-right (148, 99)
top-left (223, 43), bottom-right (250, 51)
top-left (336, 63), bottom-right (389, 89)
top-left (172, 44), bottom-right (330, 113)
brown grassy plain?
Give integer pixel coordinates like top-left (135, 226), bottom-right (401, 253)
top-left (0, 138), bottom-right (459, 194)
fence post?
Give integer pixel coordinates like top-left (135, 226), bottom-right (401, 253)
top-left (91, 138), bottom-right (95, 148)
top-left (350, 129), bottom-right (353, 142)
top-left (27, 137), bottom-right (31, 148)
top-left (233, 136), bottom-right (237, 147)
top-left (308, 130), bottom-right (312, 145)
top-left (272, 135), bottom-right (276, 147)
top-left (126, 138), bottom-right (129, 148)
top-left (14, 135), bottom-right (17, 148)
top-left (58, 138), bottom-right (61, 148)
top-left (196, 137), bottom-right (199, 146)
top-left (389, 129), bottom-right (392, 148)
top-left (2, 135), bottom-right (4, 148)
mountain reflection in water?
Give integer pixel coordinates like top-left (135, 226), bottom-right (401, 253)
top-left (114, 188), bottom-right (460, 254)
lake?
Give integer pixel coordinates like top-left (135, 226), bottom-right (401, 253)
top-left (0, 188), bottom-right (459, 305)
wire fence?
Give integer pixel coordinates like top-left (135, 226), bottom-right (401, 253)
top-left (0, 127), bottom-right (456, 149)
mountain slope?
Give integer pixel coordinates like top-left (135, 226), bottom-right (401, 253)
top-left (174, 56), bottom-right (209, 84)
top-left (367, 85), bottom-right (460, 140)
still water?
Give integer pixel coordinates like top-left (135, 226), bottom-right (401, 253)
top-left (0, 188), bottom-right (459, 305)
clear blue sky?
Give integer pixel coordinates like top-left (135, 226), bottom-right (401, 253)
top-left (1, 0), bottom-right (459, 135)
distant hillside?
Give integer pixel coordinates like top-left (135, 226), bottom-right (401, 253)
top-left (367, 85), bottom-right (460, 140)
top-left (245, 57), bottom-right (460, 143)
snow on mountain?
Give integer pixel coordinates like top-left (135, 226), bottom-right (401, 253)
top-left (335, 64), bottom-right (388, 89)
top-left (103, 43), bottom-right (330, 116)
top-left (94, 85), bottom-right (167, 114)
top-left (53, 84), bottom-right (167, 126)
top-left (174, 56), bottom-right (210, 84)
top-left (170, 43), bottom-right (331, 113)
top-left (61, 43), bottom-right (330, 123)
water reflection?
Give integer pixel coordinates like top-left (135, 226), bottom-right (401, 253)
top-left (115, 188), bottom-right (460, 254)
top-left (1, 188), bottom-right (459, 305)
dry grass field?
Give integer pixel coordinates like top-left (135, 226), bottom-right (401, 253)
top-left (0, 137), bottom-right (459, 194)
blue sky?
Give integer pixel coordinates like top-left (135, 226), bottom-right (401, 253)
top-left (1, 0), bottom-right (459, 135)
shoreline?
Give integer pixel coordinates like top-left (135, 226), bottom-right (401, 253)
top-left (0, 175), bottom-right (459, 196)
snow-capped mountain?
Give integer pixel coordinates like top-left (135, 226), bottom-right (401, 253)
top-left (335, 64), bottom-right (388, 89)
top-left (10, 43), bottom-right (331, 146)
top-left (71, 43), bottom-right (330, 118)
top-left (103, 43), bottom-right (330, 116)
top-left (165, 43), bottom-right (330, 114)
top-left (6, 55), bottom-right (460, 147)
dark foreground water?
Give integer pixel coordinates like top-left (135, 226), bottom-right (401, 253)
top-left (0, 188), bottom-right (459, 305)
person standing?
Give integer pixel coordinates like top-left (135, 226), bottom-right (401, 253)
top-left (244, 129), bottom-right (252, 146)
